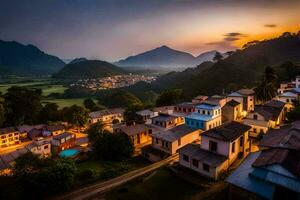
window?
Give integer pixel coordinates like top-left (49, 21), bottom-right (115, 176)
top-left (183, 154), bottom-right (189, 162)
top-left (286, 99), bottom-right (290, 103)
top-left (44, 145), bottom-right (48, 149)
top-left (187, 121), bottom-right (190, 125)
top-left (209, 125), bottom-right (212, 129)
top-left (203, 163), bottom-right (210, 172)
top-left (209, 141), bottom-right (218, 152)
top-left (162, 141), bottom-right (165, 147)
top-left (232, 142), bottom-right (235, 153)
top-left (191, 121), bottom-right (194, 125)
top-left (196, 122), bottom-right (199, 127)
top-left (202, 110), bottom-right (205, 115)
top-left (178, 139), bottom-right (181, 146)
top-left (208, 111), bottom-right (211, 115)
top-left (156, 138), bottom-right (159, 144)
top-left (192, 159), bottom-right (199, 167)
top-left (253, 114), bottom-right (258, 120)
top-left (253, 128), bottom-right (257, 133)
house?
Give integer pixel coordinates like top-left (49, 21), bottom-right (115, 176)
top-left (45, 125), bottom-right (65, 136)
top-left (204, 95), bottom-right (227, 107)
top-left (152, 125), bottom-right (200, 155)
top-left (89, 108), bottom-right (125, 124)
top-left (179, 121), bottom-right (252, 180)
top-left (142, 125), bottom-right (200, 162)
top-left (51, 132), bottom-right (76, 153)
top-left (222, 100), bottom-right (243, 122)
top-left (226, 123), bottom-right (300, 200)
top-left (152, 106), bottom-right (174, 115)
top-left (227, 89), bottom-right (255, 112)
top-left (25, 139), bottom-right (51, 157)
top-left (28, 128), bottom-right (43, 140)
top-left (277, 82), bottom-right (296, 94)
top-left (0, 127), bottom-right (20, 149)
top-left (192, 95), bottom-right (208, 103)
top-left (152, 113), bottom-right (184, 129)
top-left (185, 102), bottom-right (222, 131)
top-left (243, 100), bottom-right (285, 137)
top-left (174, 102), bottom-right (196, 114)
top-left (276, 91), bottom-right (297, 112)
top-left (114, 124), bottom-right (153, 153)
top-left (136, 109), bottom-right (158, 124)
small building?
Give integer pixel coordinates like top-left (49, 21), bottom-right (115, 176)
top-left (277, 81), bottom-right (296, 94)
top-left (185, 102), bottom-right (222, 131)
top-left (136, 109), bottom-right (158, 124)
top-left (152, 114), bottom-right (184, 129)
top-left (174, 102), bottom-right (197, 114)
top-left (192, 95), bottom-right (209, 103)
top-left (25, 139), bottom-right (51, 157)
top-left (0, 127), bottom-right (20, 149)
top-left (45, 125), bottom-right (65, 136)
top-left (89, 108), bottom-right (125, 124)
top-left (276, 91), bottom-right (297, 112)
top-left (243, 100), bottom-right (285, 137)
top-left (151, 125), bottom-right (200, 155)
top-left (204, 95), bottom-right (227, 108)
top-left (179, 121), bottom-right (251, 180)
top-left (152, 106), bottom-right (175, 115)
top-left (227, 89), bottom-right (255, 112)
top-left (51, 132), bottom-right (76, 153)
top-left (222, 100), bottom-right (243, 122)
top-left (115, 124), bottom-right (153, 153)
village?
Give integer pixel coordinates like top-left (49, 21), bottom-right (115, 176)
top-left (70, 74), bottom-right (157, 90)
top-left (0, 75), bottom-right (300, 199)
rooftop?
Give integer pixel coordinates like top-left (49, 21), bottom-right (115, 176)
top-left (0, 127), bottom-right (17, 135)
top-left (152, 114), bottom-right (177, 122)
top-left (179, 144), bottom-right (227, 167)
top-left (196, 103), bottom-right (220, 110)
top-left (225, 99), bottom-right (240, 107)
top-left (152, 125), bottom-right (199, 142)
top-left (89, 108), bottom-right (125, 118)
top-left (254, 100), bottom-right (285, 121)
top-left (185, 112), bottom-right (214, 122)
top-left (120, 124), bottom-right (151, 136)
top-left (227, 88), bottom-right (255, 97)
top-left (52, 132), bottom-right (74, 140)
top-left (176, 102), bottom-right (197, 108)
top-left (136, 109), bottom-right (156, 116)
top-left (202, 121), bottom-right (251, 142)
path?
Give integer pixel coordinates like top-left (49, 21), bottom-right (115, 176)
top-left (55, 154), bottom-right (179, 200)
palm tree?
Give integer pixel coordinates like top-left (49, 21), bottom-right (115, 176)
top-left (255, 66), bottom-right (278, 104)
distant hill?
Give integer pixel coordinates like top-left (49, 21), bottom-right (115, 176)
top-left (69, 57), bottom-right (88, 64)
top-left (148, 31), bottom-right (300, 97)
top-left (116, 45), bottom-right (217, 69)
top-left (0, 40), bottom-right (65, 75)
top-left (53, 60), bottom-right (125, 79)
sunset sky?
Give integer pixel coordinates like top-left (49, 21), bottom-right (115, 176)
top-left (0, 0), bottom-right (299, 61)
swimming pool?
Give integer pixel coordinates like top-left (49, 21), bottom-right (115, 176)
top-left (59, 149), bottom-right (80, 158)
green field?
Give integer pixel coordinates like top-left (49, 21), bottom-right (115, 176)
top-left (42, 98), bottom-right (86, 108)
top-left (105, 168), bottom-right (200, 200)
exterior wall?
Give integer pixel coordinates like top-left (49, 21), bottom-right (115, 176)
top-left (179, 152), bottom-right (228, 180)
top-left (222, 104), bottom-right (242, 122)
top-left (130, 132), bottom-right (151, 148)
top-left (152, 117), bottom-right (184, 129)
top-left (0, 131), bottom-right (20, 149)
top-left (174, 105), bottom-right (195, 113)
top-left (227, 96), bottom-right (254, 112)
top-left (90, 113), bottom-right (124, 124)
top-left (201, 136), bottom-right (230, 157)
top-left (29, 143), bottom-right (51, 157)
top-left (186, 115), bottom-right (222, 131)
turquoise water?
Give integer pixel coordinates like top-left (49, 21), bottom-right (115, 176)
top-left (59, 149), bottom-right (80, 157)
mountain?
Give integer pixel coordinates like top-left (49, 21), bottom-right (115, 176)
top-left (53, 60), bottom-right (125, 79)
top-left (116, 45), bottom-right (217, 69)
top-left (69, 57), bottom-right (88, 64)
top-left (0, 40), bottom-right (65, 75)
top-left (148, 31), bottom-right (300, 97)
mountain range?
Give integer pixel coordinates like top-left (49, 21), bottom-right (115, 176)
top-left (53, 60), bottom-right (125, 79)
top-left (116, 45), bottom-right (217, 69)
top-left (147, 31), bottom-right (300, 97)
top-left (0, 40), bottom-right (65, 75)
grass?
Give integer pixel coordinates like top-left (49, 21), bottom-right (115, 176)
top-left (105, 168), bottom-right (201, 200)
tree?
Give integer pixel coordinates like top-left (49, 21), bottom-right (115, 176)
top-left (286, 106), bottom-right (300, 122)
top-left (99, 90), bottom-right (142, 108)
top-left (156, 89), bottom-right (184, 106)
top-left (13, 153), bottom-right (76, 197)
top-left (87, 124), bottom-right (133, 161)
top-left (83, 98), bottom-right (100, 111)
top-left (64, 105), bottom-right (89, 129)
top-left (39, 103), bottom-right (60, 123)
top-left (213, 52), bottom-right (223, 62)
top-left (4, 86), bottom-right (42, 125)
top-left (124, 103), bottom-right (144, 122)
top-left (255, 66), bottom-right (278, 103)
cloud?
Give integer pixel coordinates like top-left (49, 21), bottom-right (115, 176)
top-left (264, 24), bottom-right (277, 28)
top-left (223, 32), bottom-right (245, 37)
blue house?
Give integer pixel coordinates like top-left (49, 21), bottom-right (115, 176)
top-left (185, 103), bottom-right (222, 131)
